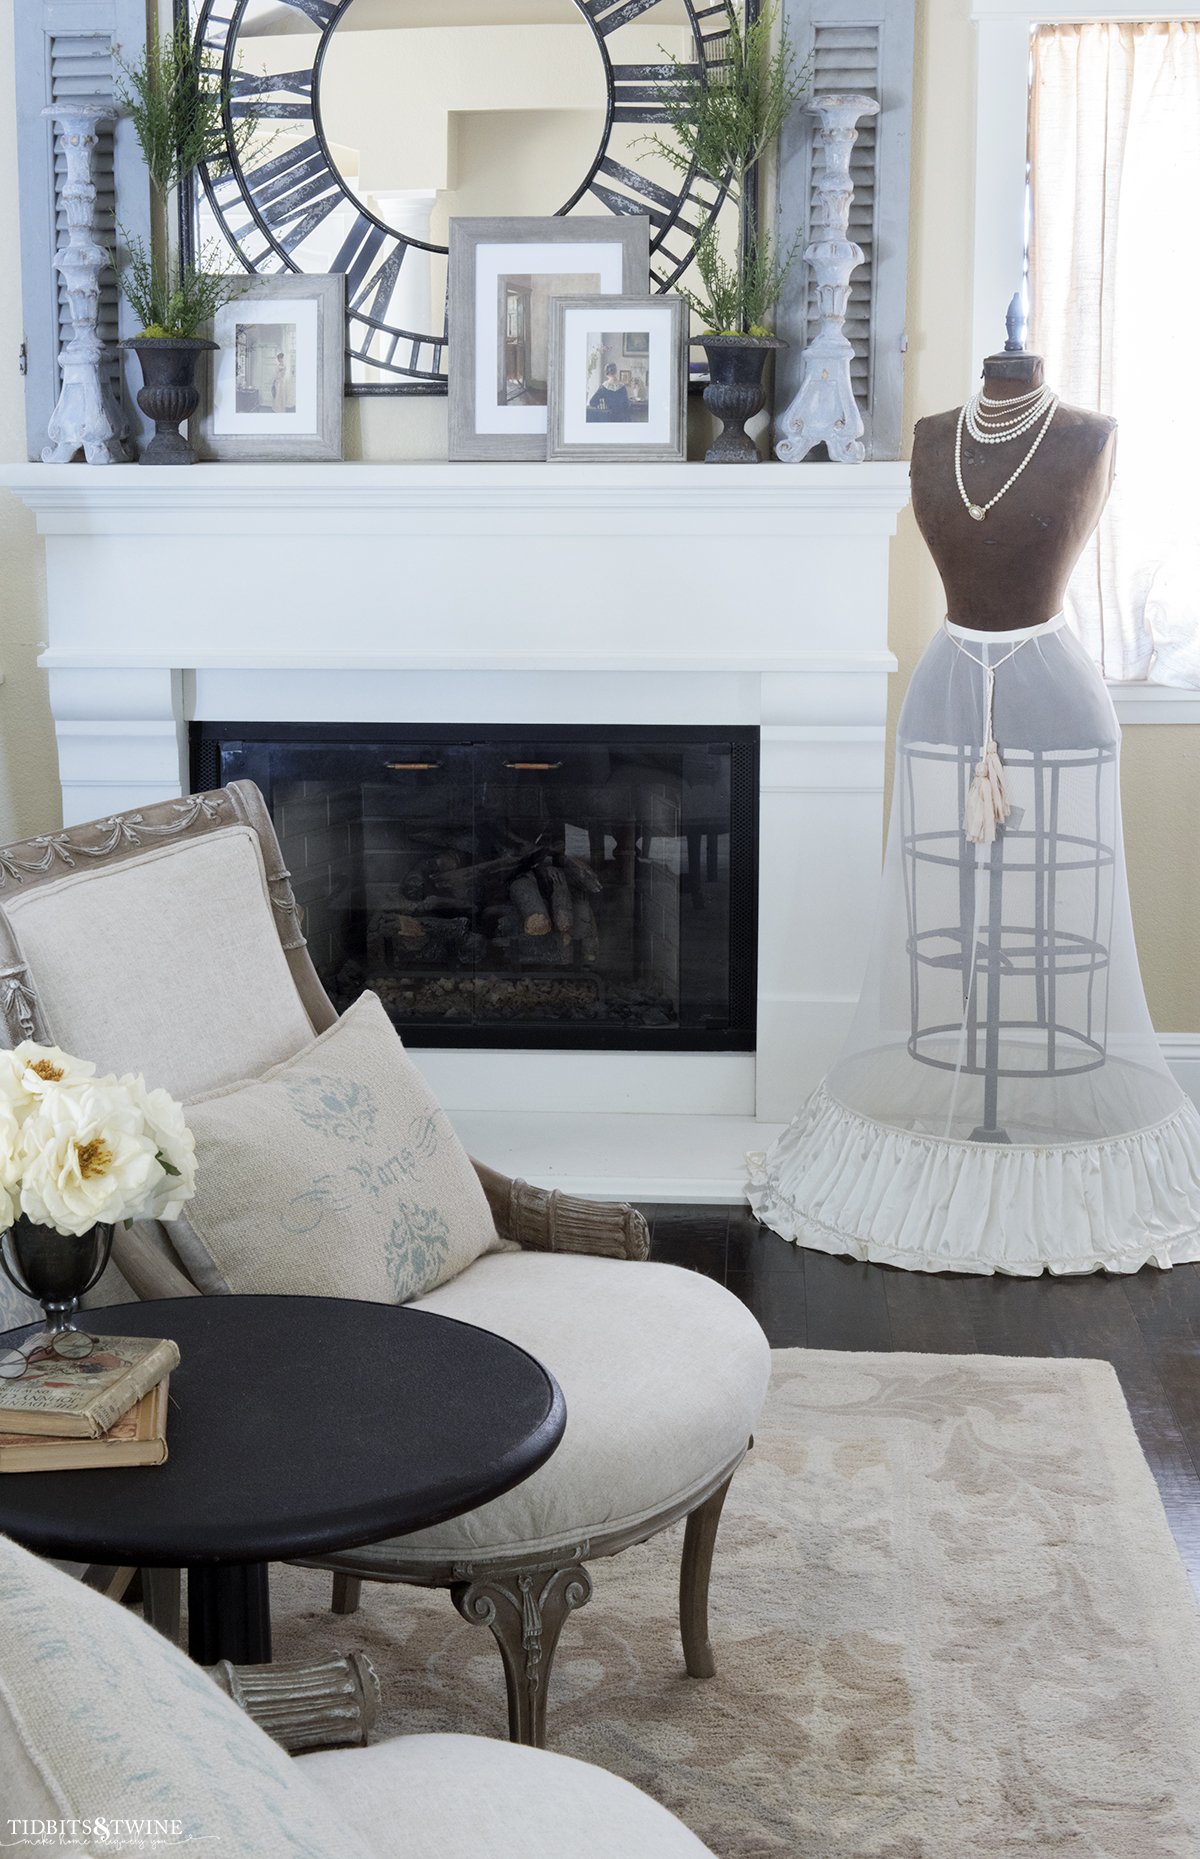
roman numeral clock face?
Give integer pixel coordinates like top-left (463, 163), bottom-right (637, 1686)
top-left (189, 0), bottom-right (736, 392)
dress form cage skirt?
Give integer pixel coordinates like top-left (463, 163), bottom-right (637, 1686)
top-left (748, 614), bottom-right (1200, 1274)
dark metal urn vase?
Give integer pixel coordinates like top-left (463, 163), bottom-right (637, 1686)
top-left (699, 335), bottom-right (786, 464)
top-left (125, 336), bottom-right (217, 466)
top-left (0, 1217), bottom-right (114, 1335)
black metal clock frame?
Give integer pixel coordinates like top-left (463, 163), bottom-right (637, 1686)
top-left (178, 0), bottom-right (754, 396)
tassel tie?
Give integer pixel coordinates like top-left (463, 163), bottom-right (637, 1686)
top-left (944, 625), bottom-right (1039, 845)
top-left (963, 664), bottom-right (1009, 844)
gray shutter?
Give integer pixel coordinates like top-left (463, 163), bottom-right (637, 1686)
top-left (15, 1), bottom-right (151, 460)
top-left (773, 0), bottom-right (915, 460)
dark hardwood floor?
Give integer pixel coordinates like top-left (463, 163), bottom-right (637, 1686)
top-left (645, 1203), bottom-right (1200, 1586)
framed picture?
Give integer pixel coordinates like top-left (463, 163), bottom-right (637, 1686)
top-left (195, 274), bottom-right (344, 462)
top-left (448, 217), bottom-right (650, 462)
top-left (546, 295), bottom-right (687, 464)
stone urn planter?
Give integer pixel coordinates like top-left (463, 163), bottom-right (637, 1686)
top-left (698, 334), bottom-right (786, 463)
top-left (124, 335), bottom-right (217, 465)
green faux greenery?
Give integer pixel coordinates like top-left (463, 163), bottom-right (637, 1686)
top-left (119, 236), bottom-right (232, 341)
top-left (645, 3), bottom-right (809, 336)
top-left (116, 22), bottom-right (259, 337)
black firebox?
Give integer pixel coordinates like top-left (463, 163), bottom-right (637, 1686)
top-left (191, 723), bottom-right (758, 1052)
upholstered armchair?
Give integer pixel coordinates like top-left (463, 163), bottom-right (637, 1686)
top-left (0, 783), bottom-right (769, 1747)
top-left (1, 1529), bottom-right (717, 1858)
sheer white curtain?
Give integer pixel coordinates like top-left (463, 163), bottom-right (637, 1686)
top-left (1030, 22), bottom-right (1200, 683)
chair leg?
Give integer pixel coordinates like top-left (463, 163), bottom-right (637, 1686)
top-left (141, 1567), bottom-right (182, 1644)
top-left (331, 1573), bottom-right (363, 1616)
top-left (680, 1472), bottom-right (735, 1679)
top-left (452, 1558), bottom-right (594, 1748)
top-left (80, 1563), bottom-right (137, 1602)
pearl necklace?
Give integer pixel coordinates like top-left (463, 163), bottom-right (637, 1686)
top-left (976, 384), bottom-right (1046, 411)
top-left (955, 391), bottom-right (1059, 522)
top-left (965, 386), bottom-right (1055, 445)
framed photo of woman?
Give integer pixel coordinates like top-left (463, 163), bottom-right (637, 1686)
top-left (545, 294), bottom-right (687, 463)
top-left (194, 274), bottom-right (344, 462)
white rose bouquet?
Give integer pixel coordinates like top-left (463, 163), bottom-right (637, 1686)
top-left (0, 1042), bottom-right (197, 1237)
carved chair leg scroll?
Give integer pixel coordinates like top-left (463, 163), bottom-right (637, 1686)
top-left (452, 1554), bottom-right (594, 1748)
top-left (679, 1471), bottom-right (735, 1680)
top-left (309, 1447), bottom-right (749, 1746)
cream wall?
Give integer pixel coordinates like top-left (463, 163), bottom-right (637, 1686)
top-left (0, 0), bottom-right (1196, 1025)
top-left (0, 5), bottom-right (58, 851)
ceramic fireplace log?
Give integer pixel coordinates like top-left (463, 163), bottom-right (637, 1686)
top-left (546, 865), bottom-right (574, 935)
top-left (510, 872), bottom-right (552, 935)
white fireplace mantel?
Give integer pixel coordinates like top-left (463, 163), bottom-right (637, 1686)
top-left (1, 459), bottom-right (909, 1197)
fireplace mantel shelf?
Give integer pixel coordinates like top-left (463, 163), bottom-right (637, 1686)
top-left (1, 459), bottom-right (910, 526)
top-left (38, 649), bottom-right (898, 674)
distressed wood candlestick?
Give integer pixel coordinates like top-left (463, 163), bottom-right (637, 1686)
top-left (775, 93), bottom-right (880, 466)
top-left (41, 102), bottom-right (130, 466)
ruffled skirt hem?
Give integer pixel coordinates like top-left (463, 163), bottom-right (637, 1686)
top-left (746, 1085), bottom-right (1200, 1277)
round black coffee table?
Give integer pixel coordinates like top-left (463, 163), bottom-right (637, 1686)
top-left (0, 1295), bottom-right (564, 1664)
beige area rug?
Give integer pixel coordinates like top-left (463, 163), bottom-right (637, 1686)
top-left (271, 1350), bottom-right (1200, 1858)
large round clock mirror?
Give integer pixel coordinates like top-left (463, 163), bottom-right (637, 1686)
top-left (186, 0), bottom-right (738, 393)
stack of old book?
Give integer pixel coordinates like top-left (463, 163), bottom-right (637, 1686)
top-left (0, 1334), bottom-right (180, 1472)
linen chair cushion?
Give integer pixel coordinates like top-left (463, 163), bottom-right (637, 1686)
top-left (0, 1529), bottom-right (374, 1859)
top-left (1, 825), bottom-right (314, 1101)
top-left (164, 991), bottom-right (504, 1303)
top-left (361, 1251), bottom-right (771, 1561)
top-left (300, 1734), bottom-right (716, 1858)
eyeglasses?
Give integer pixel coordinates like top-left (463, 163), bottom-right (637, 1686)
top-left (0, 1330), bottom-right (97, 1381)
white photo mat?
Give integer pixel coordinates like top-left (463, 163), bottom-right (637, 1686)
top-left (195, 273), bottom-right (344, 463)
top-left (473, 242), bottom-right (626, 437)
top-left (212, 298), bottom-right (319, 436)
top-left (559, 302), bottom-right (673, 448)
top-left (546, 294), bottom-right (687, 463)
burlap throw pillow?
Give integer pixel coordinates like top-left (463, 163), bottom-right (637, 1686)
top-left (166, 991), bottom-right (503, 1301)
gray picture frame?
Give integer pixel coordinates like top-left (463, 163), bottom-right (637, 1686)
top-left (546, 294), bottom-right (687, 464)
top-left (194, 273), bottom-right (345, 463)
top-left (448, 217), bottom-right (650, 462)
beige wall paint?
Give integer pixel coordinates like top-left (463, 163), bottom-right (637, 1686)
top-left (0, 3), bottom-right (59, 848)
top-left (0, 0), bottom-right (1195, 1023)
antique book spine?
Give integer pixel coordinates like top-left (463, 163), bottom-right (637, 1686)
top-left (0, 1378), bottom-right (170, 1472)
top-left (0, 1336), bottom-right (180, 1438)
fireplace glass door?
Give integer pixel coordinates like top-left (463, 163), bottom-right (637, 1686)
top-left (193, 725), bottom-right (758, 1051)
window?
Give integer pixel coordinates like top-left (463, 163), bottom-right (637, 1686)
top-left (973, 3), bottom-right (1196, 698)
top-left (1029, 20), bottom-right (1200, 684)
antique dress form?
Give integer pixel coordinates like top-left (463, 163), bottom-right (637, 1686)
top-left (747, 354), bottom-right (1200, 1275)
top-left (911, 352), bottom-right (1117, 631)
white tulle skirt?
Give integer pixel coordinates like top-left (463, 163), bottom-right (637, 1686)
top-left (748, 614), bottom-right (1200, 1275)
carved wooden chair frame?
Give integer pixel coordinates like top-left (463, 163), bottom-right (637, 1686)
top-left (0, 782), bottom-right (747, 1747)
